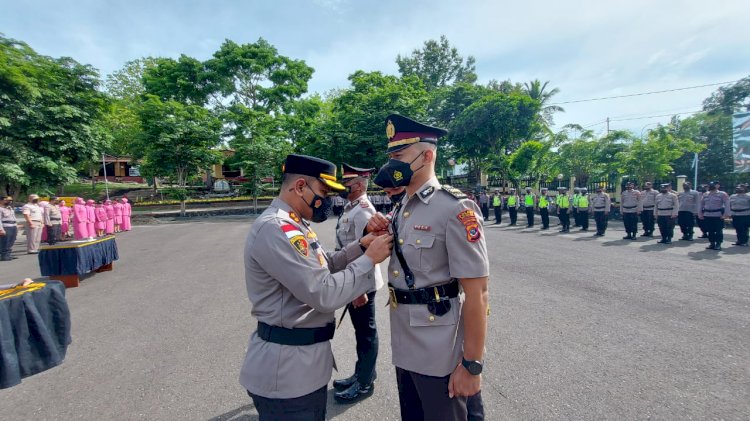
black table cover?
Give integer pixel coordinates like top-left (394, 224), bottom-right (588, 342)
top-left (0, 280), bottom-right (72, 389)
top-left (38, 236), bottom-right (119, 276)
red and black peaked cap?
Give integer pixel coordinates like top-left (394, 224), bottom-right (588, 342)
top-left (385, 114), bottom-right (448, 154)
top-left (342, 163), bottom-right (376, 180)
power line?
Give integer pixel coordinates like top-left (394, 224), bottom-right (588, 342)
top-left (550, 80), bottom-right (738, 105)
top-left (610, 109), bottom-right (702, 122)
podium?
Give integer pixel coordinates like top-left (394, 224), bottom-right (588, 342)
top-left (38, 236), bottom-right (119, 288)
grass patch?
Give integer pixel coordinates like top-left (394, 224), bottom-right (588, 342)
top-left (61, 182), bottom-right (150, 199)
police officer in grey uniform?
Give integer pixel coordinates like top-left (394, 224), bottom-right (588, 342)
top-left (333, 164), bottom-right (384, 403)
top-left (698, 180), bottom-right (730, 251)
top-left (590, 186), bottom-right (611, 236)
top-left (239, 154), bottom-right (393, 421)
top-left (677, 181), bottom-right (701, 241)
top-left (639, 182), bottom-right (658, 237)
top-left (372, 114), bottom-right (489, 421)
top-left (620, 182), bottom-right (641, 239)
top-left (44, 197), bottom-right (63, 245)
top-left (654, 183), bottom-right (679, 244)
top-left (0, 196), bottom-right (18, 261)
top-left (729, 183), bottom-right (750, 246)
top-left (21, 194), bottom-right (43, 254)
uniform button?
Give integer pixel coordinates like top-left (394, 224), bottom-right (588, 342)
top-left (393, 270), bottom-right (399, 276)
top-left (403, 212), bottom-right (410, 218)
top-left (398, 239), bottom-right (404, 245)
top-left (429, 315), bottom-right (435, 322)
top-left (416, 239), bottom-right (421, 245)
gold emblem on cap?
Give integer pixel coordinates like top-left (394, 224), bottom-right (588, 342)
top-left (386, 120), bottom-right (396, 139)
top-left (393, 170), bottom-right (403, 182)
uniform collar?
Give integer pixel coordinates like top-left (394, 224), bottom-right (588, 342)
top-left (410, 177), bottom-right (440, 205)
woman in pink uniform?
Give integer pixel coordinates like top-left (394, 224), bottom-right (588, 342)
top-left (85, 200), bottom-right (96, 239)
top-left (95, 201), bottom-right (107, 237)
top-left (73, 197), bottom-right (88, 240)
top-left (113, 198), bottom-right (123, 233)
top-left (59, 200), bottom-right (71, 240)
top-left (121, 197), bottom-right (132, 231)
top-left (104, 200), bottom-right (115, 235)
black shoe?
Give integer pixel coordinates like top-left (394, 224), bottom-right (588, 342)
top-left (680, 236), bottom-right (688, 241)
top-left (714, 244), bottom-right (722, 251)
top-left (664, 240), bottom-right (672, 244)
top-left (657, 239), bottom-right (667, 244)
top-left (740, 243), bottom-right (749, 247)
top-left (699, 234), bottom-right (708, 238)
top-left (706, 243), bottom-right (715, 250)
top-left (334, 381), bottom-right (375, 404)
top-left (622, 235), bottom-right (631, 240)
top-left (333, 374), bottom-right (358, 391)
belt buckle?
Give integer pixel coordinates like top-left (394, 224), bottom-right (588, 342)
top-left (388, 287), bottom-right (398, 309)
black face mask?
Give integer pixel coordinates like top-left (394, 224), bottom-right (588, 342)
top-left (32, 199), bottom-right (39, 204)
top-left (660, 189), bottom-right (667, 194)
top-left (338, 186), bottom-right (352, 200)
top-left (380, 151), bottom-right (425, 188)
top-left (305, 183), bottom-right (333, 223)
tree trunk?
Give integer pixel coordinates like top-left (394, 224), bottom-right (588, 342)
top-left (180, 200), bottom-right (186, 217)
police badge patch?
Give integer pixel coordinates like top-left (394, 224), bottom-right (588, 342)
top-left (456, 209), bottom-right (481, 242)
top-left (281, 224), bottom-right (309, 256)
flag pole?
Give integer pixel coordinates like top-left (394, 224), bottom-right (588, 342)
top-left (102, 153), bottom-right (110, 201)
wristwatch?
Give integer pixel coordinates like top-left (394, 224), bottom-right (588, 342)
top-left (462, 358), bottom-right (483, 375)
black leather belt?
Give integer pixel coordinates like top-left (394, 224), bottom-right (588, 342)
top-left (642, 206), bottom-right (654, 209)
top-left (388, 280), bottom-right (459, 305)
top-left (731, 208), bottom-right (750, 212)
top-left (703, 208), bottom-right (724, 212)
top-left (256, 321), bottom-right (335, 346)
top-left (623, 205), bottom-right (637, 209)
top-left (657, 208), bottom-right (673, 211)
top-left (594, 206), bottom-right (605, 209)
top-left (49, 217), bottom-right (61, 221)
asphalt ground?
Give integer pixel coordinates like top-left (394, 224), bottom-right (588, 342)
top-left (0, 215), bottom-right (748, 420)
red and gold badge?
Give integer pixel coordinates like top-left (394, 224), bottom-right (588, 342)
top-left (456, 209), bottom-right (481, 243)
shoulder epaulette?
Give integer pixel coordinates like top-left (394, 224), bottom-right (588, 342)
top-left (441, 185), bottom-right (467, 200)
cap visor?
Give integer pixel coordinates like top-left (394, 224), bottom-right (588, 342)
top-left (321, 178), bottom-right (346, 191)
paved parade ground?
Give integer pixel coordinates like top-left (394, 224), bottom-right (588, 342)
top-left (1, 216), bottom-right (748, 420)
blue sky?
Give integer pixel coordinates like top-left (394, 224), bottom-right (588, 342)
top-left (2, 0), bottom-right (748, 134)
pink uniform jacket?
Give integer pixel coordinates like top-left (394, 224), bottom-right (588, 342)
top-left (73, 198), bottom-right (88, 240)
top-left (60, 203), bottom-right (71, 237)
top-left (95, 205), bottom-right (107, 231)
top-left (85, 200), bottom-right (96, 238)
top-left (114, 202), bottom-right (123, 225)
top-left (121, 198), bottom-right (132, 231)
top-left (104, 201), bottom-right (115, 234)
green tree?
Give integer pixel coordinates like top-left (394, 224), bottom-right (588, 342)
top-left (396, 35), bottom-right (477, 91)
top-left (136, 95), bottom-right (222, 215)
top-left (617, 126), bottom-right (703, 182)
top-left (523, 79), bottom-right (564, 130)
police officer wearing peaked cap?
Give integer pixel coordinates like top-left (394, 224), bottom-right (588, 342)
top-left (368, 114), bottom-right (490, 420)
top-left (333, 163), bottom-right (384, 403)
top-left (239, 154), bottom-right (393, 421)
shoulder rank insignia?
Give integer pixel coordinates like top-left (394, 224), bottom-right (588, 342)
top-left (360, 201), bottom-right (369, 208)
top-left (419, 186), bottom-right (435, 199)
top-left (288, 212), bottom-right (301, 223)
top-left (456, 209), bottom-right (481, 243)
top-left (281, 223), bottom-right (309, 257)
top-left (441, 185), bottom-right (467, 200)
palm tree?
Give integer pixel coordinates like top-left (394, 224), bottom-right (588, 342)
top-left (523, 80), bottom-right (565, 128)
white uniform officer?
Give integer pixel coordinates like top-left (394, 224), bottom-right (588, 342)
top-left (371, 114), bottom-right (489, 421)
top-left (240, 154), bottom-right (393, 420)
top-left (332, 164), bottom-right (384, 403)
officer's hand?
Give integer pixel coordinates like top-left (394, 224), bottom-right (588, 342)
top-left (366, 213), bottom-right (390, 234)
top-left (448, 363), bottom-right (481, 398)
top-left (364, 234), bottom-right (393, 264)
top-left (0, 231), bottom-right (5, 236)
top-left (351, 293), bottom-right (368, 308)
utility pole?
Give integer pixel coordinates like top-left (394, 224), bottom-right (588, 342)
top-left (102, 153), bottom-right (110, 200)
top-left (606, 117), bottom-right (610, 135)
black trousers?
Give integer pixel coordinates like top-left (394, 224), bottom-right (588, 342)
top-left (678, 211), bottom-right (696, 238)
top-left (704, 216), bottom-right (724, 245)
top-left (525, 207), bottom-right (534, 226)
top-left (493, 206), bottom-right (502, 223)
top-left (657, 215), bottom-right (675, 240)
top-left (396, 367), bottom-right (484, 421)
top-left (696, 215), bottom-right (708, 235)
top-left (578, 210), bottom-right (589, 230)
top-left (732, 215), bottom-right (750, 244)
top-left (641, 210), bottom-right (655, 233)
top-left (1, 225), bottom-right (17, 260)
top-left (572, 208), bottom-right (579, 226)
top-left (623, 212), bottom-right (639, 235)
top-left (47, 224), bottom-right (61, 245)
top-left (539, 208), bottom-right (549, 228)
top-left (594, 211), bottom-right (607, 234)
top-left (348, 290), bottom-right (378, 385)
top-left (248, 385), bottom-right (327, 421)
top-left (508, 207), bottom-right (517, 224)
top-left (558, 208), bottom-right (569, 230)
top-left (480, 204), bottom-right (489, 220)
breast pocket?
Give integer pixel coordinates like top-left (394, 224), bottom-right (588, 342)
top-left (404, 233), bottom-right (435, 272)
top-left (337, 220), bottom-right (354, 243)
top-left (408, 298), bottom-right (459, 327)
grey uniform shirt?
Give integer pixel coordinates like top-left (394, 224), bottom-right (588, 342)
top-left (654, 192), bottom-right (679, 217)
top-left (44, 205), bottom-right (62, 225)
top-left (388, 178), bottom-right (489, 377)
top-left (621, 189), bottom-right (641, 213)
top-left (678, 190), bottom-right (701, 214)
top-left (640, 189), bottom-right (659, 210)
top-left (729, 193), bottom-right (750, 216)
top-left (21, 203), bottom-right (43, 222)
top-left (1, 206), bottom-right (16, 233)
top-left (589, 193), bottom-right (611, 212)
top-left (240, 198), bottom-right (377, 399)
top-left (335, 195), bottom-right (384, 290)
top-left (699, 191), bottom-right (730, 218)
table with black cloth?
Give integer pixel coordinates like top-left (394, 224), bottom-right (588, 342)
top-left (38, 236), bottom-right (119, 288)
top-left (0, 280), bottom-right (72, 389)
